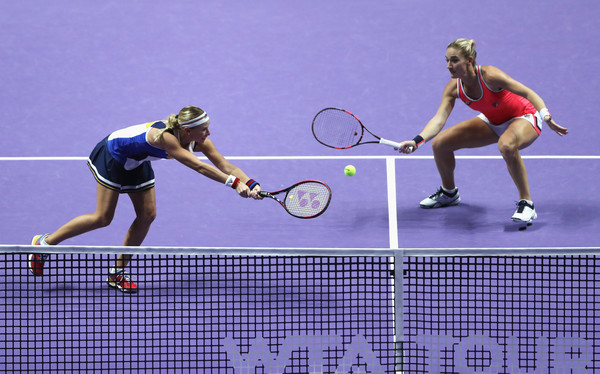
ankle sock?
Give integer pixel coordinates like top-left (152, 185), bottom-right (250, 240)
top-left (441, 186), bottom-right (457, 195)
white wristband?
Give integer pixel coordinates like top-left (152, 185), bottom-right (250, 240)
top-left (539, 108), bottom-right (551, 121)
top-left (225, 175), bottom-right (236, 187)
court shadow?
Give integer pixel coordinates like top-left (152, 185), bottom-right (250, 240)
top-left (45, 283), bottom-right (75, 292)
top-left (348, 206), bottom-right (391, 226)
top-left (397, 202), bottom-right (493, 232)
top-left (503, 221), bottom-right (547, 233)
top-left (42, 279), bottom-right (136, 296)
top-left (541, 201), bottom-right (600, 228)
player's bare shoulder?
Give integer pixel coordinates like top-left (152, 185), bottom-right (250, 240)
top-left (148, 125), bottom-right (178, 152)
top-left (480, 64), bottom-right (501, 75)
top-left (442, 79), bottom-right (459, 99)
top-left (480, 65), bottom-right (509, 90)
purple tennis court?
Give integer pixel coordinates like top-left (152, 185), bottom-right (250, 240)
top-left (1, 1), bottom-right (599, 373)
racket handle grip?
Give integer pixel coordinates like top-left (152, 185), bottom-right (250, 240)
top-left (259, 191), bottom-right (271, 198)
top-left (379, 138), bottom-right (404, 149)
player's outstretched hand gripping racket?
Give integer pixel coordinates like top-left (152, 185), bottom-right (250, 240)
top-left (312, 107), bottom-right (406, 150)
top-left (259, 180), bottom-right (331, 219)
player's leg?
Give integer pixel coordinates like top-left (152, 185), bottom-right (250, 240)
top-left (421, 117), bottom-right (498, 208)
top-left (29, 184), bottom-right (120, 275)
top-left (497, 118), bottom-right (540, 221)
top-left (44, 184), bottom-right (120, 245)
top-left (107, 187), bottom-right (156, 293)
top-left (432, 116), bottom-right (499, 189)
top-left (123, 187), bottom-right (156, 247)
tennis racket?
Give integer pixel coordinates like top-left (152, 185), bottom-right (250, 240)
top-left (259, 180), bottom-right (332, 219)
top-left (312, 107), bottom-right (407, 150)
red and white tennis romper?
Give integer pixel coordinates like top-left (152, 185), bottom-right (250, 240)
top-left (457, 65), bottom-right (542, 135)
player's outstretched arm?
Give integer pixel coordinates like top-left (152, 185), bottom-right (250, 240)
top-left (159, 133), bottom-right (254, 198)
top-left (398, 80), bottom-right (457, 154)
top-left (198, 139), bottom-right (262, 199)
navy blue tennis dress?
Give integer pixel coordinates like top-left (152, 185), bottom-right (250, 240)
top-left (88, 121), bottom-right (192, 193)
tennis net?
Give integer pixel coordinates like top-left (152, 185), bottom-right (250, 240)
top-left (0, 246), bottom-right (397, 373)
top-left (1, 246), bottom-right (600, 373)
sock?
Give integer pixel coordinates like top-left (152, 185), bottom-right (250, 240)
top-left (441, 186), bottom-right (457, 195)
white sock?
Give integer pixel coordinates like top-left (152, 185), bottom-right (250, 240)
top-left (441, 186), bottom-right (457, 194)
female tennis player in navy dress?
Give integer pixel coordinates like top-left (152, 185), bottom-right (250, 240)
top-left (397, 39), bottom-right (568, 222)
top-left (29, 106), bottom-right (262, 293)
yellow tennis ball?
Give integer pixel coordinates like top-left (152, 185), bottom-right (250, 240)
top-left (344, 165), bottom-right (356, 177)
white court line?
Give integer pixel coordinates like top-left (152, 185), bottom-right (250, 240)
top-left (386, 158), bottom-right (399, 249)
top-left (0, 155), bottom-right (599, 161)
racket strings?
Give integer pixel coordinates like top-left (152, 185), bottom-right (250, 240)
top-left (312, 110), bottom-right (362, 148)
top-left (284, 182), bottom-right (331, 218)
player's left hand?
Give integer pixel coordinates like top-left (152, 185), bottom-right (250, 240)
top-left (545, 117), bottom-right (568, 136)
top-left (236, 184), bottom-right (253, 198)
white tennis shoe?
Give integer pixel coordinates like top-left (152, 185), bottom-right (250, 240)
top-left (512, 200), bottom-right (537, 222)
top-left (420, 187), bottom-right (460, 208)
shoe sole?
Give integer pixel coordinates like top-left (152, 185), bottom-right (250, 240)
top-left (420, 197), bottom-right (461, 209)
top-left (31, 235), bottom-right (43, 245)
top-left (512, 212), bottom-right (538, 223)
top-left (106, 280), bottom-right (138, 294)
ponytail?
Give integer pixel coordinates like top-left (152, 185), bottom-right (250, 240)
top-left (153, 106), bottom-right (205, 142)
top-left (153, 114), bottom-right (181, 142)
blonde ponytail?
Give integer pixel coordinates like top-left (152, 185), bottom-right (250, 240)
top-left (153, 106), bottom-right (205, 142)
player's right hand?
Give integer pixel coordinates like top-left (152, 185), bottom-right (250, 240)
top-left (249, 185), bottom-right (263, 200)
top-left (397, 140), bottom-right (417, 154)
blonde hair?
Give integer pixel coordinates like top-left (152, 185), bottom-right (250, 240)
top-left (154, 105), bottom-right (206, 142)
top-left (447, 38), bottom-right (477, 67)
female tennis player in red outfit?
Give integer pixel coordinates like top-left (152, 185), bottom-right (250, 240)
top-left (29, 106), bottom-right (262, 293)
top-left (397, 38), bottom-right (568, 222)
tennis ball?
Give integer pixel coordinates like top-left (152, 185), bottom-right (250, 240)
top-left (344, 165), bottom-right (356, 177)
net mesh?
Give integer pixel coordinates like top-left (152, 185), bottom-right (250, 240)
top-left (3, 247), bottom-right (600, 373)
top-left (0, 251), bottom-right (396, 373)
top-left (401, 255), bottom-right (600, 373)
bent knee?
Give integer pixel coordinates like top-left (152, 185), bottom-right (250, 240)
top-left (137, 210), bottom-right (157, 225)
top-left (431, 134), bottom-right (449, 152)
top-left (93, 213), bottom-right (114, 228)
top-left (497, 139), bottom-right (519, 158)
top-left (431, 132), bottom-right (461, 154)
